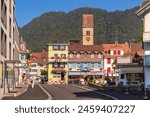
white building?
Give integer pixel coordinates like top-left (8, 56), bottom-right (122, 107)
top-left (0, 0), bottom-right (20, 95)
top-left (137, 0), bottom-right (150, 89)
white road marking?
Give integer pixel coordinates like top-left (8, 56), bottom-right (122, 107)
top-left (39, 84), bottom-right (52, 100)
top-left (73, 84), bottom-right (119, 100)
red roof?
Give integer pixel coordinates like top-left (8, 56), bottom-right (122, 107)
top-left (102, 43), bottom-right (130, 58)
top-left (82, 14), bottom-right (93, 28)
top-left (19, 36), bottom-right (25, 45)
top-left (69, 44), bottom-right (103, 52)
top-left (19, 37), bottom-right (29, 53)
top-left (130, 43), bottom-right (144, 56)
top-left (31, 52), bottom-right (48, 64)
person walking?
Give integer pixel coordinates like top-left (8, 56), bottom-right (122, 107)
top-left (31, 76), bottom-right (35, 88)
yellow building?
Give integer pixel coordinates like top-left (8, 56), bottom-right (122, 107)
top-left (47, 44), bottom-right (68, 84)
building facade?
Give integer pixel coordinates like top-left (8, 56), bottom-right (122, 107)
top-left (68, 44), bottom-right (104, 82)
top-left (137, 0), bottom-right (150, 89)
top-left (48, 44), bottom-right (68, 84)
top-left (30, 51), bottom-right (48, 77)
top-left (18, 37), bottom-right (29, 76)
top-left (0, 0), bottom-right (20, 94)
top-left (103, 43), bottom-right (130, 78)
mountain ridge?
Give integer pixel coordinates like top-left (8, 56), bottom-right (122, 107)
top-left (20, 6), bottom-right (142, 52)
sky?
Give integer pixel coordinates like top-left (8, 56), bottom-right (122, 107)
top-left (15, 0), bottom-right (142, 27)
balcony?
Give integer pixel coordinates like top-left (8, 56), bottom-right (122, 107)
top-left (143, 32), bottom-right (150, 42)
top-left (52, 67), bottom-right (65, 73)
top-left (144, 55), bottom-right (150, 66)
top-left (48, 57), bottom-right (68, 63)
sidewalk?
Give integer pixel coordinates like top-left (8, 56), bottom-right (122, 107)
top-left (1, 84), bottom-right (28, 99)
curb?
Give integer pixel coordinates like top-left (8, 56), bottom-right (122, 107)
top-left (14, 85), bottom-right (29, 97)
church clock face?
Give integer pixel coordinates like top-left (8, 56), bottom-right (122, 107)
top-left (86, 37), bottom-right (90, 42)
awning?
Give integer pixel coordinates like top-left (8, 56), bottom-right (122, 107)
top-left (119, 67), bottom-right (143, 74)
top-left (69, 71), bottom-right (104, 75)
top-left (51, 68), bottom-right (65, 73)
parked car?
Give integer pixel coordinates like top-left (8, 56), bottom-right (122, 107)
top-left (41, 76), bottom-right (48, 84)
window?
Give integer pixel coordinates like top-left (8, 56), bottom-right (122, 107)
top-left (60, 63), bottom-right (65, 68)
top-left (118, 50), bottom-right (121, 55)
top-left (86, 31), bottom-right (90, 35)
top-left (107, 67), bottom-right (111, 73)
top-left (61, 54), bottom-right (66, 58)
top-left (94, 63), bottom-right (98, 69)
top-left (91, 53), bottom-right (94, 58)
top-left (77, 63), bottom-right (80, 68)
top-left (69, 63), bottom-right (72, 68)
top-left (53, 63), bottom-right (59, 68)
top-left (77, 53), bottom-right (80, 58)
top-left (84, 53), bottom-right (88, 58)
top-left (98, 53), bottom-right (102, 58)
top-left (69, 53), bottom-right (73, 58)
top-left (54, 54), bottom-right (58, 57)
top-left (9, 17), bottom-right (12, 38)
top-left (53, 73), bottom-right (61, 78)
top-left (121, 74), bottom-right (124, 79)
top-left (107, 58), bottom-right (111, 64)
top-left (113, 50), bottom-right (116, 55)
top-left (53, 46), bottom-right (58, 50)
top-left (60, 46), bottom-right (65, 50)
top-left (73, 63), bottom-right (77, 69)
top-left (31, 64), bottom-right (37, 68)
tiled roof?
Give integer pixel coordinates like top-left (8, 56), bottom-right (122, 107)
top-left (19, 37), bottom-right (29, 53)
top-left (141, 0), bottom-right (150, 7)
top-left (19, 36), bottom-right (24, 45)
top-left (69, 44), bottom-right (103, 52)
top-left (102, 43), bottom-right (130, 58)
top-left (130, 43), bottom-right (144, 56)
top-left (102, 44), bottom-right (129, 53)
top-left (31, 52), bottom-right (48, 63)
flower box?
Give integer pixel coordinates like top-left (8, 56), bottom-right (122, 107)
top-left (69, 68), bottom-right (72, 71)
top-left (54, 48), bottom-right (58, 50)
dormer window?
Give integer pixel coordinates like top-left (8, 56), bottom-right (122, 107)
top-left (69, 53), bottom-right (73, 58)
top-left (77, 53), bottom-right (80, 58)
top-left (84, 53), bottom-right (88, 58)
top-left (91, 53), bottom-right (94, 58)
top-left (98, 53), bottom-right (102, 58)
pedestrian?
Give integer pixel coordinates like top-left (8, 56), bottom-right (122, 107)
top-left (31, 76), bottom-right (35, 88)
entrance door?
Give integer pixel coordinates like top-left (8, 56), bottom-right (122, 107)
top-left (61, 72), bottom-right (64, 80)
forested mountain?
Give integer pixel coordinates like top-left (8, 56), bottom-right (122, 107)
top-left (20, 6), bottom-right (142, 52)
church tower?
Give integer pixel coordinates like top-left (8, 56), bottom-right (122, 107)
top-left (82, 14), bottom-right (94, 45)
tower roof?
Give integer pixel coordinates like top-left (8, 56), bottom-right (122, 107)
top-left (19, 36), bottom-right (25, 45)
top-left (82, 14), bottom-right (93, 28)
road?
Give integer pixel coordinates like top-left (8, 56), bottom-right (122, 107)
top-left (2, 84), bottom-right (115, 100)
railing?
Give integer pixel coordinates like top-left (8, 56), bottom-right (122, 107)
top-left (143, 32), bottom-right (150, 42)
top-left (144, 55), bottom-right (150, 66)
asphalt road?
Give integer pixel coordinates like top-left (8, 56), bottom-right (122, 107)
top-left (2, 84), bottom-right (114, 100)
top-left (41, 84), bottom-right (113, 100)
top-left (3, 84), bottom-right (146, 100)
